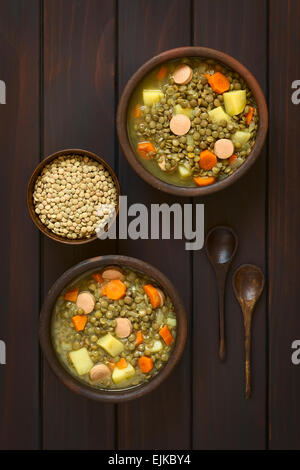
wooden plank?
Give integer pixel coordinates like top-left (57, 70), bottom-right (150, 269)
top-left (42, 0), bottom-right (116, 449)
top-left (268, 0), bottom-right (300, 450)
top-left (193, 0), bottom-right (267, 449)
top-left (0, 0), bottom-right (40, 449)
top-left (117, 0), bottom-right (192, 450)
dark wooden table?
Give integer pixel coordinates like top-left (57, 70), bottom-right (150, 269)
top-left (1, 0), bottom-right (299, 450)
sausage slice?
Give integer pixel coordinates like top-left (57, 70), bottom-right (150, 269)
top-left (170, 114), bottom-right (191, 136)
top-left (214, 139), bottom-right (234, 159)
top-left (90, 364), bottom-right (111, 382)
top-left (76, 291), bottom-right (95, 314)
top-left (102, 266), bottom-right (125, 281)
top-left (173, 64), bottom-right (193, 85)
top-left (156, 288), bottom-right (165, 307)
top-left (115, 317), bottom-right (132, 338)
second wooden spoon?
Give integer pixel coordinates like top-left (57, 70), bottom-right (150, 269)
top-left (232, 264), bottom-right (265, 399)
top-left (205, 226), bottom-right (238, 361)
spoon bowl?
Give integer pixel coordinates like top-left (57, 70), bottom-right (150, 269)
top-left (206, 226), bottom-right (238, 266)
top-left (205, 226), bottom-right (238, 361)
top-left (232, 264), bottom-right (265, 399)
top-left (233, 264), bottom-right (265, 303)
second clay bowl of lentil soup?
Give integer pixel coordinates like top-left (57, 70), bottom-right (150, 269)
top-left (27, 149), bottom-right (120, 244)
top-left (117, 47), bottom-right (268, 196)
top-left (40, 255), bottom-right (187, 402)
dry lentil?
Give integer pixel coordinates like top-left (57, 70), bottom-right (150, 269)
top-left (33, 155), bottom-right (118, 239)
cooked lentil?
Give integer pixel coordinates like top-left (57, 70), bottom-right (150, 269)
top-left (128, 58), bottom-right (259, 187)
top-left (52, 266), bottom-right (177, 390)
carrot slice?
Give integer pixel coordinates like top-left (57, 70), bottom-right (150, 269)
top-left (229, 154), bottom-right (238, 164)
top-left (133, 104), bottom-right (142, 118)
top-left (207, 72), bottom-right (230, 94)
top-left (92, 272), bottom-right (103, 285)
top-left (102, 279), bottom-right (127, 300)
top-left (199, 150), bottom-right (217, 170)
top-left (245, 106), bottom-right (254, 125)
top-left (117, 358), bottom-right (128, 369)
top-left (135, 330), bottom-right (144, 346)
top-left (138, 356), bottom-right (154, 373)
top-left (159, 325), bottom-right (174, 346)
top-left (143, 284), bottom-right (161, 308)
top-left (64, 288), bottom-right (79, 302)
top-left (157, 65), bottom-right (167, 80)
top-left (137, 142), bottom-right (156, 160)
top-left (108, 362), bottom-right (116, 371)
top-left (194, 176), bottom-right (215, 187)
top-left (72, 314), bottom-right (88, 332)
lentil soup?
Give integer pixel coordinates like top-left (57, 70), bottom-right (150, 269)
top-left (127, 57), bottom-right (259, 188)
top-left (52, 266), bottom-right (177, 390)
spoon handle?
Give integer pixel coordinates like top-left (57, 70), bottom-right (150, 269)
top-left (217, 278), bottom-right (226, 361)
top-left (244, 313), bottom-right (252, 399)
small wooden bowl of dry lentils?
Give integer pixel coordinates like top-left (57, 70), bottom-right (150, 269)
top-left (27, 149), bottom-right (120, 244)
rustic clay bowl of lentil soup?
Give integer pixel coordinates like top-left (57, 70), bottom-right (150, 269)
top-left (27, 149), bottom-right (120, 244)
top-left (40, 256), bottom-right (187, 402)
top-left (117, 47), bottom-right (268, 196)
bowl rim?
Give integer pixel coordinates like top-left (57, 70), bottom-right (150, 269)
top-left (117, 46), bottom-right (268, 197)
top-left (26, 148), bottom-right (121, 245)
top-left (39, 255), bottom-right (187, 403)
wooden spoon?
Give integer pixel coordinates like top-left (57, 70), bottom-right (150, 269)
top-left (232, 264), bottom-right (265, 399)
top-left (205, 226), bottom-right (238, 361)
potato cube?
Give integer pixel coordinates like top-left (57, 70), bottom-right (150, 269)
top-left (223, 90), bottom-right (246, 116)
top-left (97, 333), bottom-right (124, 357)
top-left (178, 165), bottom-right (192, 178)
top-left (174, 104), bottom-right (193, 118)
top-left (149, 340), bottom-right (163, 353)
top-left (208, 106), bottom-right (231, 123)
top-left (167, 317), bottom-right (177, 328)
top-left (232, 130), bottom-right (251, 146)
top-left (69, 347), bottom-right (94, 376)
top-left (112, 363), bottom-right (136, 384)
top-left (143, 89), bottom-right (164, 106)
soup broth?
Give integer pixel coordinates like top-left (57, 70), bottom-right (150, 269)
top-left (127, 57), bottom-right (258, 187)
top-left (52, 266), bottom-right (177, 390)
